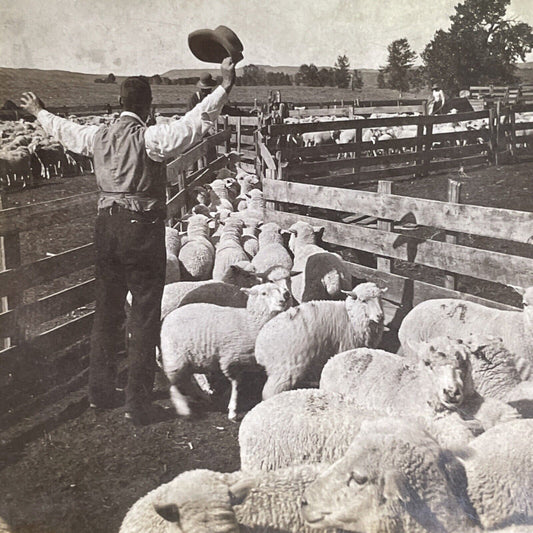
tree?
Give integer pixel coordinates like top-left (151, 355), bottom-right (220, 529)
top-left (295, 64), bottom-right (321, 86)
top-left (334, 54), bottom-right (351, 88)
top-left (422, 0), bottom-right (533, 95)
top-left (351, 69), bottom-right (364, 90)
top-left (106, 73), bottom-right (116, 83)
top-left (379, 38), bottom-right (417, 92)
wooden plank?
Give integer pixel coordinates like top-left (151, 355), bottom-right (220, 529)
top-left (0, 279), bottom-right (95, 338)
top-left (217, 116), bottom-right (259, 126)
top-left (0, 192), bottom-right (98, 234)
top-left (377, 181), bottom-right (392, 272)
top-left (342, 261), bottom-right (518, 319)
top-left (352, 105), bottom-right (424, 115)
top-left (262, 179), bottom-right (533, 244)
top-left (0, 243), bottom-right (95, 297)
top-left (166, 129), bottom-right (231, 180)
top-left (259, 141), bottom-right (277, 171)
top-left (0, 312), bottom-right (94, 359)
top-left (269, 110), bottom-right (490, 136)
top-left (264, 210), bottom-right (533, 287)
top-left (445, 180), bottom-right (461, 290)
top-left (240, 134), bottom-right (255, 145)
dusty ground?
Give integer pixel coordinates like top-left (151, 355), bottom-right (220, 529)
top-left (0, 156), bottom-right (531, 533)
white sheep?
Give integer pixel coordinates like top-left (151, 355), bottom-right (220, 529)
top-left (119, 465), bottom-right (339, 533)
top-left (239, 388), bottom-right (379, 471)
top-left (398, 286), bottom-right (533, 379)
top-left (463, 419), bottom-right (533, 530)
top-left (160, 282), bottom-right (292, 420)
top-left (251, 221), bottom-right (294, 273)
top-left (256, 282), bottom-right (386, 400)
top-left (165, 226), bottom-right (181, 284)
top-left (286, 221), bottom-right (351, 303)
top-left (177, 214), bottom-right (214, 281)
top-left (320, 339), bottom-right (520, 448)
top-left (235, 173), bottom-right (260, 211)
top-left (301, 417), bottom-right (479, 533)
top-left (212, 218), bottom-right (250, 281)
top-left (207, 178), bottom-right (234, 213)
top-left (231, 189), bottom-right (265, 227)
top-left (241, 223), bottom-right (259, 259)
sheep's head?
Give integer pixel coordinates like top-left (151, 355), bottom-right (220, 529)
top-left (417, 337), bottom-right (475, 411)
top-left (286, 222), bottom-right (324, 252)
top-left (221, 261), bottom-right (261, 288)
top-left (343, 283), bottom-right (386, 325)
top-left (512, 285), bottom-right (533, 329)
top-left (258, 222), bottom-right (284, 246)
top-left (301, 418), bottom-right (449, 532)
top-left (186, 214), bottom-right (212, 238)
top-left (255, 265), bottom-right (300, 301)
top-left (152, 470), bottom-right (243, 533)
top-left (242, 282), bottom-right (292, 316)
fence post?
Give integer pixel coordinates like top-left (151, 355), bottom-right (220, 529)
top-left (223, 115), bottom-right (231, 154)
top-left (444, 179), bottom-right (461, 290)
top-left (423, 122), bottom-right (433, 177)
top-left (509, 104), bottom-right (517, 160)
top-left (376, 180), bottom-right (393, 273)
top-left (488, 106), bottom-right (497, 165)
top-left (495, 100), bottom-right (501, 165)
top-left (236, 116), bottom-right (242, 154)
top-left (0, 191), bottom-right (23, 348)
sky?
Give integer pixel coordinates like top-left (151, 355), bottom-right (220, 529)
top-left (1, 0), bottom-right (533, 75)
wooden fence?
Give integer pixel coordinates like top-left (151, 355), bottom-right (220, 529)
top-left (470, 84), bottom-right (533, 104)
top-left (0, 125), bottom-right (234, 448)
top-left (258, 159), bottom-right (533, 335)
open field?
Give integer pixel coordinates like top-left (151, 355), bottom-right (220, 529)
top-left (0, 156), bottom-right (532, 533)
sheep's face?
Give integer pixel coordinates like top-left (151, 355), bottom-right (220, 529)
top-left (419, 338), bottom-right (472, 410)
top-left (301, 421), bottom-right (419, 532)
top-left (345, 283), bottom-right (386, 325)
top-left (287, 222), bottom-right (323, 246)
top-left (243, 282), bottom-right (292, 314)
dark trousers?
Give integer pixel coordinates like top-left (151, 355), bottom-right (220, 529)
top-left (89, 205), bottom-right (166, 412)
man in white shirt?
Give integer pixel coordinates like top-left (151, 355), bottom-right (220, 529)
top-left (21, 57), bottom-right (237, 426)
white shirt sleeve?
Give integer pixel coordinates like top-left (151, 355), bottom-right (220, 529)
top-left (144, 85), bottom-right (229, 162)
top-left (36, 110), bottom-right (100, 156)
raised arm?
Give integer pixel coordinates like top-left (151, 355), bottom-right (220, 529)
top-left (20, 92), bottom-right (100, 156)
top-left (144, 57), bottom-right (237, 162)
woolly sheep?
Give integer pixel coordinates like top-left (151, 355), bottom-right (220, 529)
top-left (207, 178), bottom-right (234, 213)
top-left (320, 339), bottom-right (520, 448)
top-left (398, 286), bottom-right (533, 379)
top-left (241, 223), bottom-right (259, 259)
top-left (235, 173), bottom-right (260, 211)
top-left (256, 282), bottom-right (386, 399)
top-left (212, 218), bottom-right (250, 281)
top-left (177, 214), bottom-right (214, 281)
top-left (251, 222), bottom-right (293, 273)
top-left (165, 226), bottom-right (181, 284)
top-left (287, 221), bottom-right (351, 303)
top-left (119, 465), bottom-right (338, 533)
top-left (301, 417), bottom-right (478, 533)
top-left (239, 388), bottom-right (379, 471)
top-left (160, 282), bottom-right (292, 419)
top-left (463, 419), bottom-right (533, 530)
top-left (231, 189), bottom-right (265, 226)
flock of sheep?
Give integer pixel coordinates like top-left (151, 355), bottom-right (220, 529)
top-left (113, 159), bottom-right (533, 533)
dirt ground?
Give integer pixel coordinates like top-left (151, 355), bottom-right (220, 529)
top-left (0, 157), bottom-right (532, 533)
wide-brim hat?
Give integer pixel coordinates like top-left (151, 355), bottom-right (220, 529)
top-left (188, 25), bottom-right (244, 64)
top-left (197, 72), bottom-right (217, 89)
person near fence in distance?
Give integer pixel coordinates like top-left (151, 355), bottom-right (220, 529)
top-left (20, 56), bottom-right (238, 426)
top-left (187, 72), bottom-right (218, 111)
top-left (428, 84), bottom-right (447, 115)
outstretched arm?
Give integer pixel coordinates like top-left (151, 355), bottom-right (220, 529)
top-left (20, 92), bottom-right (100, 156)
top-left (144, 57), bottom-right (237, 162)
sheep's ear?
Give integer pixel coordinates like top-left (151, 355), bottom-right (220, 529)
top-left (341, 289), bottom-right (357, 299)
top-left (282, 228), bottom-right (296, 235)
top-left (229, 477), bottom-right (258, 506)
top-left (153, 502), bottom-right (180, 523)
top-left (383, 470), bottom-right (410, 504)
top-left (509, 284), bottom-right (525, 296)
top-left (240, 287), bottom-right (252, 295)
top-left (289, 270), bottom-right (302, 277)
top-left (254, 271), bottom-right (269, 281)
top-left (313, 226), bottom-right (325, 239)
top-left (380, 287), bottom-right (388, 294)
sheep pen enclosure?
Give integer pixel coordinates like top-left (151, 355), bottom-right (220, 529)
top-left (0, 102), bottom-right (532, 532)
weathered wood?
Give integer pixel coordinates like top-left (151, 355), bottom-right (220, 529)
top-left (0, 192), bottom-right (98, 234)
top-left (236, 117), bottom-right (242, 153)
top-left (264, 210), bottom-right (533, 288)
top-left (0, 243), bottom-right (95, 298)
top-left (166, 128), bottom-right (231, 181)
top-left (259, 141), bottom-right (277, 171)
top-left (262, 180), bottom-right (533, 244)
top-left (217, 116), bottom-right (259, 127)
top-left (445, 180), bottom-right (461, 290)
top-left (0, 279), bottom-right (95, 339)
top-left (377, 181), bottom-right (393, 272)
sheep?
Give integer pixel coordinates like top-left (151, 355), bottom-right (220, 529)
top-left (207, 178), bottom-right (234, 213)
top-left (301, 417), bottom-right (481, 532)
top-left (177, 214), bottom-right (214, 281)
top-left (286, 221), bottom-right (351, 303)
top-left (165, 226), bottom-right (181, 284)
top-left (251, 222), bottom-right (293, 274)
top-left (255, 282), bottom-right (386, 400)
top-left (241, 222), bottom-right (259, 259)
top-left (231, 189), bottom-right (265, 226)
top-left (235, 173), bottom-right (260, 211)
top-left (239, 388), bottom-right (380, 471)
top-left (160, 282), bottom-right (292, 419)
top-left (463, 419), bottom-right (533, 530)
top-left (398, 286), bottom-right (533, 379)
top-left (320, 338), bottom-right (520, 448)
top-left (212, 218), bottom-right (250, 281)
top-left (119, 465), bottom-right (339, 533)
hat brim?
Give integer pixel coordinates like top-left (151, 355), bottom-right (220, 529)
top-left (188, 26), bottom-right (243, 64)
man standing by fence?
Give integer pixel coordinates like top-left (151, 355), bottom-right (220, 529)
top-left (20, 56), bottom-right (237, 426)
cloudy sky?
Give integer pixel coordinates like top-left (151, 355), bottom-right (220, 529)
top-left (2, 0), bottom-right (533, 75)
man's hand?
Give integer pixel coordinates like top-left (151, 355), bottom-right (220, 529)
top-left (20, 92), bottom-right (45, 117)
top-left (220, 57), bottom-right (237, 94)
